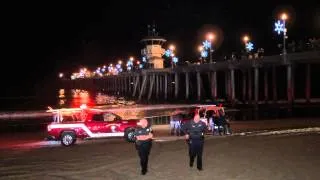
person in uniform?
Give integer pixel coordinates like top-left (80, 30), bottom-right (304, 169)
top-left (182, 113), bottom-right (207, 171)
top-left (134, 118), bottom-right (153, 175)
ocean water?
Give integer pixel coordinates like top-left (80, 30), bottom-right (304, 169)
top-left (0, 88), bottom-right (320, 133)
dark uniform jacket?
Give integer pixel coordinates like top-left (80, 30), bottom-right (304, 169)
top-left (134, 126), bottom-right (153, 145)
top-left (182, 120), bottom-right (207, 140)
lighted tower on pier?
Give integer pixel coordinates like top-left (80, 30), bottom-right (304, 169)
top-left (141, 24), bottom-right (166, 69)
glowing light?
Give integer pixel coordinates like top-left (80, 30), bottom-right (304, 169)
top-left (281, 13), bottom-right (288, 21)
top-left (201, 50), bottom-right (208, 58)
top-left (139, 64), bottom-right (143, 69)
top-left (245, 42), bottom-right (254, 51)
top-left (165, 49), bottom-right (172, 57)
top-left (59, 73), bottom-right (64, 78)
top-left (243, 35), bottom-right (250, 43)
top-left (169, 45), bottom-right (175, 51)
top-left (129, 57), bottom-right (134, 61)
top-left (142, 57), bottom-right (147, 62)
top-left (173, 57), bottom-right (178, 63)
top-left (207, 33), bottom-right (215, 41)
top-left (118, 60), bottom-right (122, 64)
top-left (198, 46), bottom-right (204, 52)
top-left (202, 40), bottom-right (211, 49)
top-left (274, 20), bottom-right (284, 35)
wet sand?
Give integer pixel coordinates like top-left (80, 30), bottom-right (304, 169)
top-left (1, 118), bottom-right (320, 149)
top-left (0, 132), bottom-right (319, 180)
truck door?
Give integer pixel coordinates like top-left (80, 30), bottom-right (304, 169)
top-left (102, 113), bottom-right (121, 133)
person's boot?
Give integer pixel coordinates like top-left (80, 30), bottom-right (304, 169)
top-left (189, 158), bottom-right (194, 167)
top-left (141, 169), bottom-right (147, 175)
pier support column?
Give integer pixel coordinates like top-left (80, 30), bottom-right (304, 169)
top-left (248, 69), bottom-right (252, 104)
top-left (306, 64), bottom-right (311, 103)
top-left (225, 72), bottom-right (230, 100)
top-left (230, 69), bottom-right (235, 103)
top-left (272, 66), bottom-right (277, 103)
top-left (133, 75), bottom-right (140, 97)
top-left (159, 75), bottom-right (163, 97)
top-left (185, 72), bottom-right (189, 100)
top-left (197, 72), bottom-right (201, 101)
top-left (174, 73), bottom-right (179, 99)
top-left (148, 74), bottom-right (155, 100)
top-left (156, 75), bottom-right (159, 99)
top-left (139, 75), bottom-right (148, 101)
top-left (164, 73), bottom-right (168, 100)
top-left (128, 76), bottom-right (132, 94)
top-left (124, 76), bottom-right (127, 95)
top-left (287, 64), bottom-right (293, 105)
top-left (264, 68), bottom-right (268, 102)
top-left (242, 71), bottom-right (247, 103)
top-left (254, 67), bottom-right (259, 107)
top-left (211, 71), bottom-right (217, 100)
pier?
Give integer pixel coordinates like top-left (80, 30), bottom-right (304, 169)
top-left (62, 51), bottom-right (320, 108)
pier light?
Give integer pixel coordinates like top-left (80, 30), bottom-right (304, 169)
top-left (274, 12), bottom-right (289, 55)
top-left (207, 33), bottom-right (215, 41)
top-left (169, 44), bottom-right (175, 51)
top-left (243, 35), bottom-right (250, 43)
top-left (198, 45), bottom-right (204, 52)
top-left (280, 13), bottom-right (288, 21)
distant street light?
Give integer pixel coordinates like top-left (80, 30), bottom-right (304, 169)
top-left (242, 35), bottom-right (254, 53)
top-left (243, 35), bottom-right (250, 44)
top-left (59, 73), bottom-right (64, 78)
top-left (206, 33), bottom-right (215, 63)
top-left (274, 12), bottom-right (289, 55)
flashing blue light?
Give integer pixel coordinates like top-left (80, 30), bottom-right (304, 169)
top-left (202, 40), bottom-right (211, 50)
top-left (201, 50), bottom-right (208, 58)
top-left (139, 64), bottom-right (143, 69)
top-left (172, 57), bottom-right (178, 63)
top-left (274, 20), bottom-right (284, 35)
top-left (165, 49), bottom-right (172, 57)
top-left (142, 57), bottom-right (147, 62)
top-left (246, 42), bottom-right (254, 51)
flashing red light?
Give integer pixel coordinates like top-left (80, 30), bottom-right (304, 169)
top-left (80, 104), bottom-right (87, 109)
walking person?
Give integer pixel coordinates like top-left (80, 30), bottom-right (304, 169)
top-left (134, 118), bottom-right (153, 175)
top-left (182, 113), bottom-right (207, 171)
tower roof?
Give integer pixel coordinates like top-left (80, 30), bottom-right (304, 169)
top-left (140, 23), bottom-right (166, 43)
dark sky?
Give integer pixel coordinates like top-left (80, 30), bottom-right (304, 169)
top-left (2, 1), bottom-right (319, 97)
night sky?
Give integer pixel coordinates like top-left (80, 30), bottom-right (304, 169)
top-left (2, 1), bottom-right (319, 97)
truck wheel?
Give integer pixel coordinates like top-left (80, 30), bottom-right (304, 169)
top-left (124, 128), bottom-right (136, 143)
top-left (60, 132), bottom-right (76, 147)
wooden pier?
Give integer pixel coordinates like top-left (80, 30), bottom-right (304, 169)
top-left (62, 51), bottom-right (320, 108)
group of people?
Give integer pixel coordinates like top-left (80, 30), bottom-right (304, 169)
top-left (133, 111), bottom-right (208, 175)
top-left (169, 109), bottom-right (231, 136)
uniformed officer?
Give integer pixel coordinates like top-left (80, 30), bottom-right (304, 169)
top-left (182, 113), bottom-right (207, 171)
top-left (134, 118), bottom-right (153, 175)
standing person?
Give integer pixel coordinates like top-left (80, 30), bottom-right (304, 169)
top-left (169, 115), bottom-right (176, 135)
top-left (182, 113), bottom-right (207, 171)
top-left (134, 118), bottom-right (153, 175)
